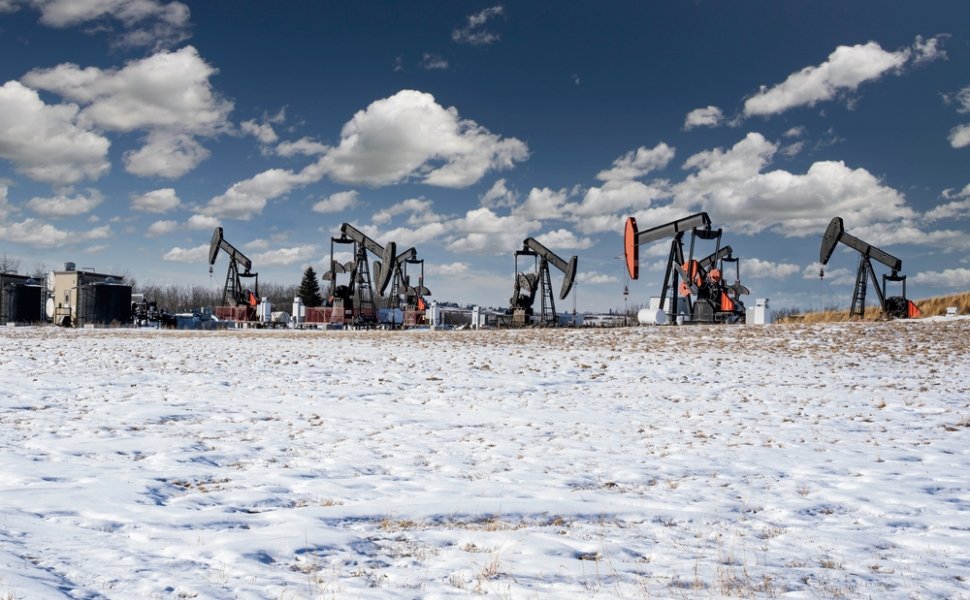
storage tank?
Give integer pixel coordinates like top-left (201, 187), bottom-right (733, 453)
top-left (745, 298), bottom-right (773, 325)
top-left (258, 297), bottom-right (272, 322)
top-left (637, 307), bottom-right (667, 325)
top-left (77, 280), bottom-right (132, 326)
top-left (1, 276), bottom-right (43, 323)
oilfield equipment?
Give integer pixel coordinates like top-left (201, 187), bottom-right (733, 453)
top-left (819, 217), bottom-right (920, 319)
top-left (209, 227), bottom-right (260, 322)
top-left (624, 212), bottom-right (748, 324)
top-left (381, 246), bottom-right (431, 326)
top-left (317, 223), bottom-right (431, 328)
top-left (1, 272), bottom-right (44, 324)
top-left (509, 237), bottom-right (578, 326)
top-left (46, 262), bottom-right (132, 327)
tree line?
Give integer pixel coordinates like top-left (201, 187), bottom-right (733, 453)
top-left (134, 267), bottom-right (323, 314)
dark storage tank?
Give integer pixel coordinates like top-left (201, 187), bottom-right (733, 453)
top-left (77, 280), bottom-right (132, 326)
top-left (0, 275), bottom-right (43, 323)
top-left (0, 279), bottom-right (43, 323)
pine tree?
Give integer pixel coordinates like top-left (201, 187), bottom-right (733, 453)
top-left (298, 266), bottom-right (323, 307)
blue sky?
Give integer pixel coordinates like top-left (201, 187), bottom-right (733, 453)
top-left (1, 1), bottom-right (968, 312)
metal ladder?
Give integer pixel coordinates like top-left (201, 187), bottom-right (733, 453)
top-left (850, 255), bottom-right (868, 319)
top-left (537, 259), bottom-right (557, 326)
top-left (353, 244), bottom-right (376, 325)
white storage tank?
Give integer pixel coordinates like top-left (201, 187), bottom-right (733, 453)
top-left (427, 300), bottom-right (441, 328)
top-left (291, 297), bottom-right (305, 325)
top-left (746, 298), bottom-right (773, 324)
top-left (637, 308), bottom-right (667, 325)
top-left (471, 306), bottom-right (483, 329)
top-left (258, 297), bottom-right (272, 323)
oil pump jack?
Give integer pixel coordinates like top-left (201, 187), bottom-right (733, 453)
top-left (209, 227), bottom-right (259, 321)
top-left (819, 217), bottom-right (920, 319)
top-left (509, 237), bottom-right (578, 326)
top-left (324, 223), bottom-right (396, 326)
top-left (624, 212), bottom-right (748, 324)
top-left (378, 246), bottom-right (431, 326)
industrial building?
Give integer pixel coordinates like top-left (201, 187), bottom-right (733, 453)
top-left (48, 262), bottom-right (132, 327)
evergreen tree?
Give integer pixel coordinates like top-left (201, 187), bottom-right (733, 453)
top-left (298, 266), bottom-right (324, 307)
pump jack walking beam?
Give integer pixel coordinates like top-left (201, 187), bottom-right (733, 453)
top-left (624, 212), bottom-right (711, 280)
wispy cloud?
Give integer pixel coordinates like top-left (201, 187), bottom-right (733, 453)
top-left (452, 6), bottom-right (505, 46)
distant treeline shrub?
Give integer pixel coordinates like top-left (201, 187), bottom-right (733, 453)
top-left (135, 282), bottom-right (299, 314)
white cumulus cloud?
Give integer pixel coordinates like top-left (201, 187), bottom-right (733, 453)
top-left (27, 0), bottom-right (191, 50)
top-left (948, 124), bottom-right (970, 149)
top-left (447, 207), bottom-right (540, 254)
top-left (673, 132), bottom-right (914, 236)
top-left (0, 80), bottom-right (110, 185)
top-left (253, 245), bottom-right (317, 266)
top-left (185, 214), bottom-right (220, 230)
top-left (0, 218), bottom-right (109, 247)
top-left (207, 90), bottom-right (526, 220)
top-left (576, 271), bottom-right (619, 285)
top-left (744, 40), bottom-right (911, 117)
top-left (912, 268), bottom-right (970, 288)
top-left (596, 143), bottom-right (675, 182)
top-left (534, 228), bottom-right (593, 250)
top-left (162, 243), bottom-right (208, 263)
top-left (276, 137), bottom-right (329, 157)
top-left (683, 106), bottom-right (724, 130)
top-left (146, 219), bottom-right (178, 237)
top-left (241, 119), bottom-right (278, 145)
top-left (480, 178), bottom-right (517, 208)
top-left (131, 187), bottom-right (180, 213)
top-left (23, 46), bottom-right (231, 178)
top-left (372, 197), bottom-right (434, 224)
top-left (26, 189), bottom-right (103, 217)
top-left (924, 184), bottom-right (970, 222)
top-left (320, 90), bottom-right (528, 188)
top-left (205, 167), bottom-right (316, 220)
top-left (514, 187), bottom-right (569, 220)
top-left (742, 258), bottom-right (801, 279)
top-left (313, 190), bottom-right (360, 214)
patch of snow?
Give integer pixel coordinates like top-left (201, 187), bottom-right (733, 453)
top-left (1, 321), bottom-right (968, 598)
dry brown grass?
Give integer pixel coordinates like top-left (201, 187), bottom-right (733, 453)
top-left (795, 291), bottom-right (970, 323)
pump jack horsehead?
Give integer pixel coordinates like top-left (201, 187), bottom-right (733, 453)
top-left (624, 212), bottom-right (748, 324)
top-left (509, 238), bottom-right (578, 327)
top-left (819, 217), bottom-right (920, 320)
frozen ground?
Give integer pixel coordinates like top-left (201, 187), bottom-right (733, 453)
top-left (0, 320), bottom-right (968, 599)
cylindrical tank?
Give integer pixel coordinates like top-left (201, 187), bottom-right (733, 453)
top-left (77, 282), bottom-right (132, 326)
top-left (1, 283), bottom-right (43, 323)
top-left (637, 307), bottom-right (667, 325)
top-left (64, 262), bottom-right (76, 271)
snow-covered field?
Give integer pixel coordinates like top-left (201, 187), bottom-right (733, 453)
top-left (1, 320), bottom-right (968, 599)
